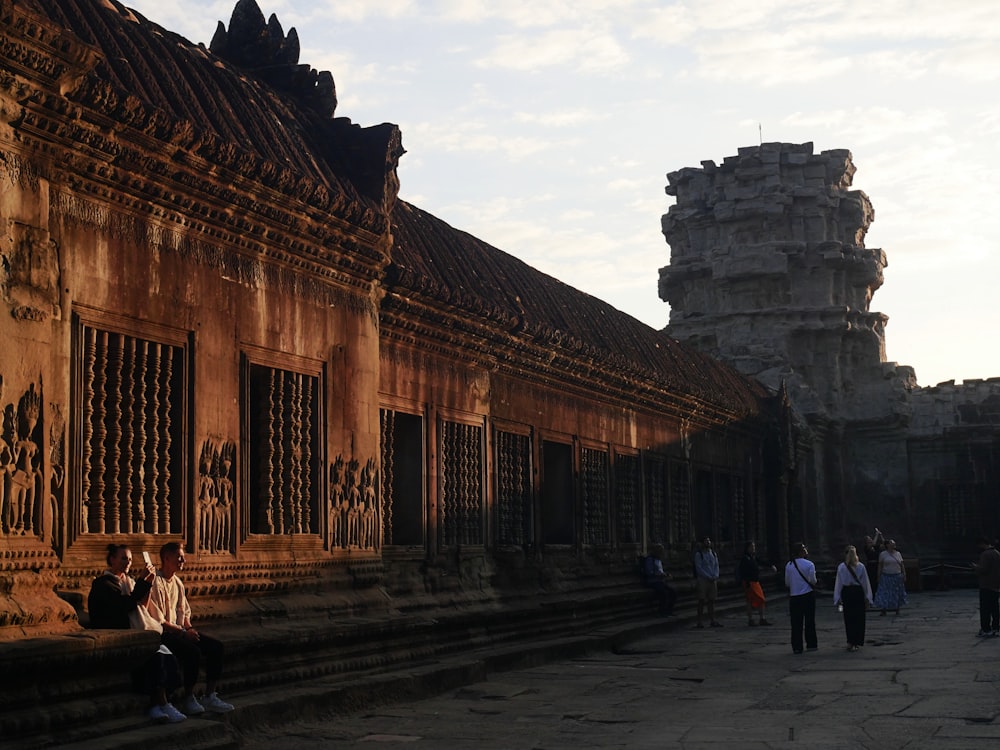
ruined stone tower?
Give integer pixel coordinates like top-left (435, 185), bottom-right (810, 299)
top-left (659, 143), bottom-right (918, 554)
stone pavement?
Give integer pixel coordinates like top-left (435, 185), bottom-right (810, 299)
top-left (234, 589), bottom-right (1000, 749)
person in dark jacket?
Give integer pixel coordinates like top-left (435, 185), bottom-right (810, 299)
top-left (88, 544), bottom-right (186, 723)
top-left (973, 537), bottom-right (1000, 637)
top-left (737, 541), bottom-right (775, 626)
top-left (642, 543), bottom-right (677, 616)
top-left (88, 544), bottom-right (156, 628)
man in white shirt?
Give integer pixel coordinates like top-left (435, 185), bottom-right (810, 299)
top-left (784, 542), bottom-right (818, 654)
top-left (146, 542), bottom-right (234, 715)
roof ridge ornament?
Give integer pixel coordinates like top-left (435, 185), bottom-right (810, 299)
top-left (209, 0), bottom-right (337, 118)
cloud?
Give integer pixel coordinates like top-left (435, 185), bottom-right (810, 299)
top-left (514, 109), bottom-right (605, 127)
top-left (475, 28), bottom-right (630, 72)
top-left (436, 0), bottom-right (650, 29)
top-left (938, 42), bottom-right (1000, 81)
top-left (406, 120), bottom-right (556, 159)
top-left (781, 107), bottom-right (950, 145)
top-left (690, 33), bottom-right (854, 85)
top-left (296, 0), bottom-right (417, 23)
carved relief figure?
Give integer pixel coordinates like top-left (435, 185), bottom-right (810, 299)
top-left (327, 456), bottom-right (346, 550)
top-left (346, 458), bottom-right (362, 549)
top-left (9, 384), bottom-right (42, 535)
top-left (0, 378), bottom-right (14, 534)
top-left (327, 454), bottom-right (380, 551)
top-left (196, 439), bottom-right (236, 554)
top-left (361, 458), bottom-right (379, 551)
top-left (215, 442), bottom-right (235, 553)
top-left (47, 403), bottom-right (65, 550)
top-left (197, 442), bottom-right (218, 553)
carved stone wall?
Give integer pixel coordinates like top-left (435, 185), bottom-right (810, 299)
top-left (0, 0), bottom-right (786, 641)
top-left (907, 380), bottom-right (1000, 552)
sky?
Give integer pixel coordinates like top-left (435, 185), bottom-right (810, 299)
top-left (123, 0), bottom-right (1000, 388)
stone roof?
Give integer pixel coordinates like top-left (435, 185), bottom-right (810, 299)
top-left (22, 0), bottom-right (400, 233)
top-left (388, 201), bottom-right (770, 416)
top-left (13, 0), bottom-right (768, 418)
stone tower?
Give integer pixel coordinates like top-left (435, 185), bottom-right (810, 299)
top-left (659, 142), bottom-right (917, 555)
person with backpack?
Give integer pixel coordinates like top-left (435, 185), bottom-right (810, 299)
top-left (642, 543), bottom-right (677, 616)
top-left (784, 542), bottom-right (818, 654)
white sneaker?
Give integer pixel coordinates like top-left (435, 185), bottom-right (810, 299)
top-left (147, 705), bottom-right (168, 722)
top-left (181, 693), bottom-right (206, 715)
top-left (161, 703), bottom-right (187, 723)
top-left (201, 692), bottom-right (234, 713)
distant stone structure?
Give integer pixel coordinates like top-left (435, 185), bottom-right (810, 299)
top-left (660, 142), bottom-right (1000, 558)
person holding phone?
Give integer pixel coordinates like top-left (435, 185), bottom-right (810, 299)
top-left (87, 544), bottom-right (186, 723)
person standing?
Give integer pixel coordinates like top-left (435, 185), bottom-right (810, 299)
top-left (833, 545), bottom-right (873, 652)
top-left (146, 542), bottom-right (235, 715)
top-left (862, 529), bottom-right (884, 595)
top-left (693, 536), bottom-right (722, 628)
top-left (873, 539), bottom-right (908, 616)
top-left (972, 537), bottom-right (1000, 637)
top-left (737, 541), bottom-right (774, 626)
top-left (784, 542), bottom-right (818, 654)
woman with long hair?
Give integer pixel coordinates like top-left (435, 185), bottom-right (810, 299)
top-left (833, 545), bottom-right (874, 651)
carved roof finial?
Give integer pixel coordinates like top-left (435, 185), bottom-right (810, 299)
top-left (210, 0), bottom-right (336, 117)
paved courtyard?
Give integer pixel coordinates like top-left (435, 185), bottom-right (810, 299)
top-left (236, 589), bottom-right (999, 749)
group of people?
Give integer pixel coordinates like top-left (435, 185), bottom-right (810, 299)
top-left (642, 537), bottom-right (776, 628)
top-left (643, 530), bottom-right (911, 656)
top-left (787, 532), bottom-right (908, 654)
top-left (88, 543), bottom-right (234, 724)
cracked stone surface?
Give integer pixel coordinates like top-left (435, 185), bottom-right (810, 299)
top-left (238, 590), bottom-right (1000, 749)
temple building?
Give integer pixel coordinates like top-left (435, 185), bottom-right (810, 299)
top-left (0, 0), bottom-right (786, 639)
top-left (660, 143), bottom-right (1000, 558)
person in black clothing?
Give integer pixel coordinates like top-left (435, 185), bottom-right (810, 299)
top-left (88, 544), bottom-right (156, 628)
top-left (87, 544), bottom-right (186, 723)
top-left (862, 529), bottom-right (884, 595)
top-left (737, 541), bottom-right (775, 626)
top-left (642, 543), bottom-right (677, 616)
top-left (784, 542), bottom-right (819, 654)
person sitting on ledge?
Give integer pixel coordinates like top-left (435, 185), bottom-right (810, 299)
top-left (643, 543), bottom-right (677, 616)
top-left (145, 542), bottom-right (234, 715)
top-left (87, 543), bottom-right (186, 723)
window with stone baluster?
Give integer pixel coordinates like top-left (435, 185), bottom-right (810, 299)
top-left (71, 312), bottom-right (189, 541)
top-left (242, 349), bottom-right (322, 541)
top-left (439, 417), bottom-right (484, 548)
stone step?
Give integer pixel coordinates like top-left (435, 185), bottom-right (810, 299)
top-left (1, 579), bottom-right (772, 749)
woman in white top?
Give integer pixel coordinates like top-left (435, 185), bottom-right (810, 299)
top-left (873, 539), bottom-right (908, 615)
top-left (833, 545), bottom-right (874, 651)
